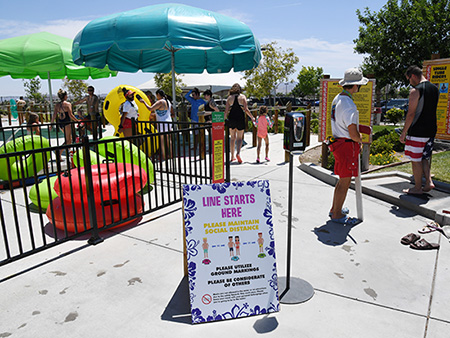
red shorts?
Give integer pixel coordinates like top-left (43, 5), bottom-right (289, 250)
top-left (122, 118), bottom-right (132, 129)
top-left (331, 140), bottom-right (360, 178)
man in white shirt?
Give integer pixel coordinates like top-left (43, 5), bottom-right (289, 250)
top-left (328, 68), bottom-right (368, 225)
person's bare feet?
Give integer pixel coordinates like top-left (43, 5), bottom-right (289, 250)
top-left (403, 188), bottom-right (424, 195)
top-left (422, 183), bottom-right (435, 192)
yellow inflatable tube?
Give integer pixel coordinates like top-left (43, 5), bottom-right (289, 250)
top-left (103, 85), bottom-right (159, 155)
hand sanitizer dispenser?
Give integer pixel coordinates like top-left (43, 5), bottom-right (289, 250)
top-left (284, 112), bottom-right (306, 151)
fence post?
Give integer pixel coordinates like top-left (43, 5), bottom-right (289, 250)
top-left (274, 107), bottom-right (279, 134)
top-left (225, 121), bottom-right (230, 183)
top-left (199, 115), bottom-right (206, 159)
top-left (7, 105), bottom-right (11, 126)
top-left (321, 143), bottom-right (329, 168)
top-left (82, 136), bottom-right (104, 245)
top-left (252, 109), bottom-right (257, 147)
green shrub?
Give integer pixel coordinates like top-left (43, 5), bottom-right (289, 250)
top-left (269, 119), bottom-right (284, 133)
top-left (385, 107), bottom-right (404, 125)
top-left (370, 137), bottom-right (393, 155)
top-left (373, 128), bottom-right (391, 141)
top-left (371, 131), bottom-right (404, 155)
top-left (383, 131), bottom-right (404, 152)
top-left (320, 152), bottom-right (335, 171)
top-left (369, 151), bottom-right (399, 165)
top-left (310, 118), bottom-right (319, 134)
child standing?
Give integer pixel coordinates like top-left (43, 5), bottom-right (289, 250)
top-left (254, 106), bottom-right (273, 163)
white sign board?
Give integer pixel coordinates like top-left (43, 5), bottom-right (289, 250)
top-left (183, 180), bottom-right (279, 324)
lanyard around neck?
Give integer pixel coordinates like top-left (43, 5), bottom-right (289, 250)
top-left (341, 89), bottom-right (353, 100)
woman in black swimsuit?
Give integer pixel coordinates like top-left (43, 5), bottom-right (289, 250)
top-left (50, 89), bottom-right (79, 146)
top-left (224, 83), bottom-right (255, 163)
top-left (203, 89), bottom-right (219, 123)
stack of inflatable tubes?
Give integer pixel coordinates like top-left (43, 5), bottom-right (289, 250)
top-left (72, 149), bottom-right (107, 168)
top-left (0, 135), bottom-right (51, 181)
top-left (97, 136), bottom-right (154, 184)
top-left (46, 163), bottom-right (147, 232)
top-left (102, 85), bottom-right (159, 155)
top-left (72, 136), bottom-right (154, 184)
top-left (29, 176), bottom-right (58, 210)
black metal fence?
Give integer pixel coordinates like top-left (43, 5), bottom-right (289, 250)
top-left (0, 119), bottom-right (216, 267)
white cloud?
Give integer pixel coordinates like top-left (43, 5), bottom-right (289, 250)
top-left (261, 37), bottom-right (366, 79)
top-left (0, 19), bottom-right (89, 40)
top-left (216, 9), bottom-right (253, 25)
top-left (269, 2), bottom-right (303, 9)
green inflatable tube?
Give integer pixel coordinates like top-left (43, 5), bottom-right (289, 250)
top-left (0, 135), bottom-right (51, 181)
top-left (73, 149), bottom-right (107, 168)
top-left (98, 136), bottom-right (154, 184)
top-left (29, 176), bottom-right (58, 210)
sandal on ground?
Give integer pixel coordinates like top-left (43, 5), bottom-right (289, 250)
top-left (265, 157), bottom-right (270, 161)
top-left (256, 158), bottom-right (260, 163)
top-left (442, 225), bottom-right (450, 239)
top-left (236, 154), bottom-right (242, 164)
top-left (329, 207), bottom-right (350, 219)
top-left (418, 221), bottom-right (441, 234)
top-left (331, 215), bottom-right (359, 225)
top-left (410, 238), bottom-right (440, 250)
top-left (401, 233), bottom-right (420, 245)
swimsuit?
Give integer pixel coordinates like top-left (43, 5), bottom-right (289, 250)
top-left (155, 100), bottom-right (172, 132)
top-left (57, 105), bottom-right (71, 129)
top-left (227, 95), bottom-right (246, 130)
top-left (204, 99), bottom-right (215, 122)
top-left (256, 115), bottom-right (273, 138)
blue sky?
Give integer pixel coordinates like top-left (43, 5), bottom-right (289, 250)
top-left (0, 0), bottom-right (388, 97)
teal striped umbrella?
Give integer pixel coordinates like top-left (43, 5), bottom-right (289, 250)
top-left (72, 3), bottom-right (261, 109)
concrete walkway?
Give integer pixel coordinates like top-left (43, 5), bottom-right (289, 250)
top-left (1, 131), bottom-right (450, 338)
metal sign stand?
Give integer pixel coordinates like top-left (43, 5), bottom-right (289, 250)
top-left (279, 151), bottom-right (314, 304)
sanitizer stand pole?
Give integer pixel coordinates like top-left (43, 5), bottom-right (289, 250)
top-left (278, 151), bottom-right (314, 304)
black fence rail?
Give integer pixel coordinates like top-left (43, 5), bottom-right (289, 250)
top-left (0, 120), bottom-right (217, 267)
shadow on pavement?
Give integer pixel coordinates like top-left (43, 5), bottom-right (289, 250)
top-left (388, 205), bottom-right (418, 218)
top-left (253, 315), bottom-right (279, 333)
top-left (312, 221), bottom-right (359, 246)
top-left (161, 275), bottom-right (192, 324)
top-left (43, 217), bottom-right (143, 241)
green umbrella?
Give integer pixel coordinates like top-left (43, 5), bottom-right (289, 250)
top-left (72, 3), bottom-right (261, 111)
top-left (0, 32), bottom-right (117, 111)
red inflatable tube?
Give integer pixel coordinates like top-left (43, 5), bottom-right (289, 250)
top-left (46, 194), bottom-right (143, 232)
top-left (54, 163), bottom-right (147, 205)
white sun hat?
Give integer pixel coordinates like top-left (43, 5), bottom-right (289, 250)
top-left (339, 68), bottom-right (369, 86)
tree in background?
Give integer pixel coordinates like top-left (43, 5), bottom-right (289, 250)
top-left (398, 87), bottom-right (410, 98)
top-left (292, 66), bottom-right (323, 100)
top-left (154, 72), bottom-right (185, 101)
top-left (62, 78), bottom-right (88, 102)
top-left (354, 0), bottom-right (450, 88)
top-left (244, 42), bottom-right (299, 102)
top-left (23, 78), bottom-right (45, 103)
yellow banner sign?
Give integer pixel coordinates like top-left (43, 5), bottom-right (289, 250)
top-left (424, 60), bottom-right (450, 140)
top-left (320, 79), bottom-right (375, 143)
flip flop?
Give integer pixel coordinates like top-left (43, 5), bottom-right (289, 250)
top-left (329, 207), bottom-right (350, 218)
top-left (442, 225), bottom-right (450, 239)
top-left (410, 238), bottom-right (440, 250)
top-left (401, 233), bottom-right (420, 245)
top-left (418, 221), bottom-right (442, 234)
top-left (418, 226), bottom-right (435, 234)
top-left (331, 215), bottom-right (359, 226)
